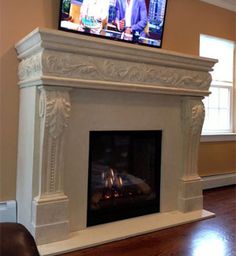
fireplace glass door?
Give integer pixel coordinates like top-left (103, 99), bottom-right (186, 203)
top-left (87, 130), bottom-right (162, 226)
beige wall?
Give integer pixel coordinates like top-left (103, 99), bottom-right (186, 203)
top-left (0, 0), bottom-right (61, 201)
top-left (0, 0), bottom-right (235, 201)
top-left (198, 141), bottom-right (236, 176)
top-left (163, 0), bottom-right (236, 55)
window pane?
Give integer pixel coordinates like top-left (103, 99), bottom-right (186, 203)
top-left (207, 109), bottom-right (219, 131)
top-left (219, 88), bottom-right (230, 109)
top-left (202, 86), bottom-right (232, 133)
top-left (208, 87), bottom-right (219, 109)
top-left (218, 109), bottom-right (230, 130)
top-left (200, 34), bottom-right (234, 133)
top-left (200, 35), bottom-right (235, 83)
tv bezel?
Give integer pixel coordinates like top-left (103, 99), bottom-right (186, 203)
top-left (58, 0), bottom-right (168, 49)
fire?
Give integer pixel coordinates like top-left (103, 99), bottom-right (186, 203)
top-left (102, 168), bottom-right (123, 199)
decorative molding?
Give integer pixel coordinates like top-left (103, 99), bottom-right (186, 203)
top-left (16, 49), bottom-right (213, 95)
top-left (39, 89), bottom-right (71, 139)
top-left (181, 98), bottom-right (205, 179)
top-left (38, 87), bottom-right (71, 196)
top-left (178, 98), bottom-right (205, 212)
top-left (191, 102), bottom-right (205, 135)
top-left (18, 52), bottom-right (42, 81)
top-left (15, 28), bottom-right (217, 72)
top-left (15, 28), bottom-right (216, 97)
top-left (43, 53), bottom-right (212, 91)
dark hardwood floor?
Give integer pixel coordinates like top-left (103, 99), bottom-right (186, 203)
top-left (62, 185), bottom-right (236, 256)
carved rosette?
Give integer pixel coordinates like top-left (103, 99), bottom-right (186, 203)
top-left (38, 87), bottom-right (71, 196)
top-left (181, 98), bottom-right (205, 180)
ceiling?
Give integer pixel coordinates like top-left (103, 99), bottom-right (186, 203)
top-left (200, 0), bottom-right (236, 12)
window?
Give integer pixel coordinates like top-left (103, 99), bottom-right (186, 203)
top-left (200, 34), bottom-right (235, 134)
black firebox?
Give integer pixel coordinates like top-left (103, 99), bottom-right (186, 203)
top-left (87, 130), bottom-right (162, 227)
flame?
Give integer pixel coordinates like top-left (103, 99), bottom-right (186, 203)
top-left (118, 176), bottom-right (123, 188)
top-left (110, 168), bottom-right (115, 179)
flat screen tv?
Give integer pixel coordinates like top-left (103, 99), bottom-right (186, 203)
top-left (59, 0), bottom-right (168, 48)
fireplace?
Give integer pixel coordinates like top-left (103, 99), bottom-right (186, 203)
top-left (87, 130), bottom-right (162, 226)
top-left (15, 28), bottom-right (217, 255)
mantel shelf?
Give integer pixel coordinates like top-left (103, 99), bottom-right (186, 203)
top-left (15, 27), bottom-right (216, 97)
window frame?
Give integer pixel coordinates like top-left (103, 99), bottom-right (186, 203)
top-left (200, 34), bottom-right (236, 138)
top-left (202, 83), bottom-right (234, 134)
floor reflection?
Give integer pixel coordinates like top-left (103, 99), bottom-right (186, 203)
top-left (192, 230), bottom-right (226, 256)
top-left (63, 186), bottom-right (236, 256)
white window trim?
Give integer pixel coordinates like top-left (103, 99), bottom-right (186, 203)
top-left (202, 82), bottom-right (235, 141)
top-left (200, 35), bottom-right (236, 140)
top-left (201, 133), bottom-right (236, 142)
top-left (203, 84), bottom-right (233, 134)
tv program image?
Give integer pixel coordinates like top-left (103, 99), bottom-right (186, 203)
top-left (59, 0), bottom-right (168, 48)
top-left (59, 0), bottom-right (167, 47)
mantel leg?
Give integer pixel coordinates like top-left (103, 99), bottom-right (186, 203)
top-left (178, 97), bottom-right (205, 212)
top-left (31, 86), bottom-right (71, 244)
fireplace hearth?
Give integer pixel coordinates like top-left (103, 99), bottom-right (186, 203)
top-left (15, 28), bottom-right (217, 255)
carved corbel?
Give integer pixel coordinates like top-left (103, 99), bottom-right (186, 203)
top-left (37, 87), bottom-right (71, 200)
top-left (181, 97), bottom-right (205, 181)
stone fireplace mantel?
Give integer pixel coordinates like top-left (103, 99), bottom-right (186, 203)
top-left (15, 28), bottom-right (216, 255)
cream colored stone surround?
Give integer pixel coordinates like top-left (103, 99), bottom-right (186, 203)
top-left (15, 28), bottom-right (217, 255)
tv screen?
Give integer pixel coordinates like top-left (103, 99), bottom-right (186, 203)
top-left (59, 0), bottom-right (168, 48)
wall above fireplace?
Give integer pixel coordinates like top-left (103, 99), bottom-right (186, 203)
top-left (15, 28), bottom-right (217, 255)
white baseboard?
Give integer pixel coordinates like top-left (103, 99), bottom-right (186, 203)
top-left (202, 172), bottom-right (236, 190)
top-left (0, 200), bottom-right (17, 222)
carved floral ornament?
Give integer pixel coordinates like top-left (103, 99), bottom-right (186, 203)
top-left (18, 51), bottom-right (212, 91)
top-left (191, 102), bottom-right (205, 134)
top-left (44, 54), bottom-right (212, 90)
top-left (39, 88), bottom-right (71, 139)
top-left (181, 99), bottom-right (205, 135)
top-left (18, 52), bottom-right (42, 81)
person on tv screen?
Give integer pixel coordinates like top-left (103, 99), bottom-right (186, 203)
top-left (115, 0), bottom-right (148, 37)
top-left (79, 0), bottom-right (110, 25)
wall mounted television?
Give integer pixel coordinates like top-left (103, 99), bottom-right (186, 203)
top-left (59, 0), bottom-right (168, 48)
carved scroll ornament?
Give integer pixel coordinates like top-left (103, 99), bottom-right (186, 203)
top-left (43, 53), bottom-right (212, 90)
top-left (181, 98), bottom-right (205, 179)
top-left (182, 99), bottom-right (205, 135)
top-left (18, 52), bottom-right (42, 81)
